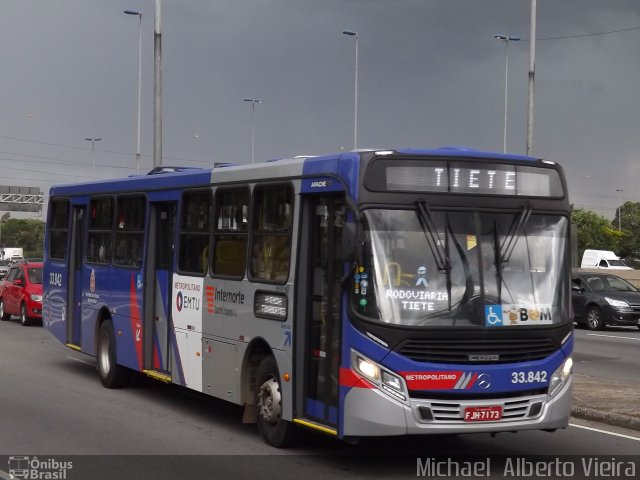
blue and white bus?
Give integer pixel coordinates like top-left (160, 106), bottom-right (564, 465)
top-left (43, 147), bottom-right (573, 447)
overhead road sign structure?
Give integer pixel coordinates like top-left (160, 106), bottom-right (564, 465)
top-left (0, 186), bottom-right (44, 212)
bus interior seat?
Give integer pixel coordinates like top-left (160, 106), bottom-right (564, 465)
top-left (214, 240), bottom-right (246, 277)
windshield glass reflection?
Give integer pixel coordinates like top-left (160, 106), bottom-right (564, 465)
top-left (353, 209), bottom-right (569, 328)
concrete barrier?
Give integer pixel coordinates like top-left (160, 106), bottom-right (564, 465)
top-left (574, 268), bottom-right (640, 288)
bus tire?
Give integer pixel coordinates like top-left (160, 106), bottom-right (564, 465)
top-left (0, 299), bottom-right (11, 321)
top-left (20, 302), bottom-right (31, 326)
top-left (97, 320), bottom-right (132, 388)
top-left (255, 356), bottom-right (295, 448)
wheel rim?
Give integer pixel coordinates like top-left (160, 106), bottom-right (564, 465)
top-left (258, 377), bottom-right (282, 425)
top-left (0, 301), bottom-right (4, 318)
top-left (587, 309), bottom-right (600, 329)
top-left (98, 331), bottom-right (111, 376)
top-left (21, 305), bottom-right (26, 324)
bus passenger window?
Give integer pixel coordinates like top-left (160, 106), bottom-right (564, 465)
top-left (212, 188), bottom-right (249, 278)
top-left (113, 196), bottom-right (145, 268)
top-left (178, 190), bottom-right (212, 275)
top-left (87, 197), bottom-right (114, 265)
top-left (250, 185), bottom-right (293, 283)
top-left (49, 199), bottom-right (70, 260)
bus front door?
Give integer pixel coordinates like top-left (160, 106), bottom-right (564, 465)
top-left (67, 205), bottom-right (85, 348)
top-left (298, 195), bottom-right (344, 429)
top-left (143, 203), bottom-right (176, 376)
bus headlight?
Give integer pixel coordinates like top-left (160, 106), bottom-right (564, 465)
top-left (548, 357), bottom-right (573, 398)
top-left (31, 294), bottom-right (43, 302)
top-left (351, 350), bottom-right (407, 402)
top-left (355, 355), bottom-right (379, 382)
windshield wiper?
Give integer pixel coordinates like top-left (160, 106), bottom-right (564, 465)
top-left (416, 201), bottom-right (453, 312)
top-left (499, 203), bottom-right (532, 264)
top-left (416, 201), bottom-right (449, 273)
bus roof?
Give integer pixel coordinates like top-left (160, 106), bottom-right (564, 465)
top-left (48, 167), bottom-right (213, 196)
top-left (48, 147), bottom-right (542, 197)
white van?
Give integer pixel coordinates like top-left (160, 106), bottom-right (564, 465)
top-left (580, 249), bottom-right (633, 270)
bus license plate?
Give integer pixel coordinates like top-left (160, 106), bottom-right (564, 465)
top-left (463, 406), bottom-right (503, 422)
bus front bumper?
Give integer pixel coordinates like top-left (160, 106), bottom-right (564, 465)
top-left (342, 376), bottom-right (572, 437)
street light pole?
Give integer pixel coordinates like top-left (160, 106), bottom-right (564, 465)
top-left (526, 0), bottom-right (537, 156)
top-left (124, 9), bottom-right (143, 174)
top-left (616, 188), bottom-right (624, 231)
top-left (244, 98), bottom-right (262, 164)
top-left (494, 35), bottom-right (520, 153)
top-left (84, 137), bottom-right (102, 180)
top-left (153, 0), bottom-right (162, 168)
top-left (343, 30), bottom-right (358, 150)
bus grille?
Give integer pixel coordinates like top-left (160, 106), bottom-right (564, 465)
top-left (418, 395), bottom-right (545, 423)
top-left (396, 338), bottom-right (557, 364)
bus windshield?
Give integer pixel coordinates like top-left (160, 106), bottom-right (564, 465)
top-left (354, 209), bottom-right (569, 328)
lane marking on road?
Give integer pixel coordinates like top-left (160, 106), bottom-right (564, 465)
top-left (570, 423), bottom-right (640, 442)
top-left (0, 469), bottom-right (12, 480)
top-left (586, 333), bottom-right (640, 341)
top-left (66, 355), bottom-right (95, 367)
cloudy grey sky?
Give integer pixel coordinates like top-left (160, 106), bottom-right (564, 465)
top-left (1, 0), bottom-right (639, 219)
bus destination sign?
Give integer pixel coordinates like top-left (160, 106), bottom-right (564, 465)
top-left (365, 159), bottom-right (563, 197)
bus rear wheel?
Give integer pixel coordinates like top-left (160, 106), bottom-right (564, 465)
top-left (97, 320), bottom-right (132, 388)
top-left (255, 356), bottom-right (295, 448)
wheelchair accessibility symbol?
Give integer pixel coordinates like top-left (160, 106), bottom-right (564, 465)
top-left (484, 305), bottom-right (503, 327)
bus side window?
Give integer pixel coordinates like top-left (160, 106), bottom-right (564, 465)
top-left (113, 196), bottom-right (145, 268)
top-left (211, 187), bottom-right (249, 278)
top-left (250, 185), bottom-right (293, 283)
top-left (87, 196), bottom-right (114, 265)
top-left (49, 199), bottom-right (70, 261)
top-left (178, 190), bottom-right (212, 275)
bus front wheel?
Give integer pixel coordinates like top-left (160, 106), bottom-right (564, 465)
top-left (255, 356), bottom-right (295, 447)
top-left (97, 320), bottom-right (132, 388)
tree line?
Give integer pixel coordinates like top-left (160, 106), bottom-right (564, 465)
top-left (0, 217), bottom-right (45, 259)
top-left (572, 202), bottom-right (640, 268)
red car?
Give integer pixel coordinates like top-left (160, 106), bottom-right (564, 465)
top-left (0, 262), bottom-right (43, 326)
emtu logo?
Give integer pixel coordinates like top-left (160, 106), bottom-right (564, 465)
top-left (176, 291), bottom-right (184, 312)
top-left (175, 290), bottom-right (200, 312)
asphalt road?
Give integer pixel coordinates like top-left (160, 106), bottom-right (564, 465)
top-left (572, 325), bottom-right (640, 385)
top-left (0, 319), bottom-right (639, 479)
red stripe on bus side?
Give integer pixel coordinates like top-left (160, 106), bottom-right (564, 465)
top-left (130, 273), bottom-right (144, 370)
top-left (339, 367), bottom-right (375, 389)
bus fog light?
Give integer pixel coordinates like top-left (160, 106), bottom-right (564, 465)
top-left (382, 370), bottom-right (402, 392)
top-left (548, 357), bottom-right (572, 398)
